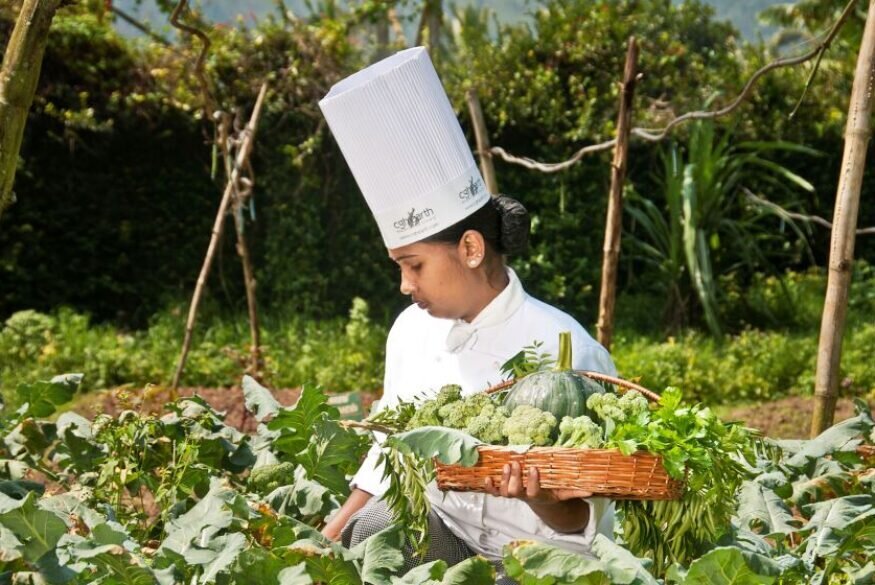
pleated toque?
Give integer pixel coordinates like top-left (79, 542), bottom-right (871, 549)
top-left (319, 47), bottom-right (490, 249)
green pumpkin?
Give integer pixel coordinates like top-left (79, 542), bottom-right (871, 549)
top-left (502, 331), bottom-right (605, 420)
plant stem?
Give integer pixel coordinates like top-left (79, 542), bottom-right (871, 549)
top-left (555, 331), bottom-right (573, 371)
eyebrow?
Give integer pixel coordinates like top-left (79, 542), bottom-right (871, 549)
top-left (391, 254), bottom-right (419, 263)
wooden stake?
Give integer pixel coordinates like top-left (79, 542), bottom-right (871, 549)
top-left (232, 178), bottom-right (262, 379)
top-left (465, 89), bottom-right (498, 196)
top-left (810, 0), bottom-right (875, 437)
top-left (0, 0), bottom-right (63, 220)
top-left (596, 37), bottom-right (639, 351)
top-left (171, 83), bottom-right (269, 392)
top-left (416, 0), bottom-right (442, 52)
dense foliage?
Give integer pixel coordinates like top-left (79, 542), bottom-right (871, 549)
top-left (3, 265), bottom-right (874, 405)
top-left (1, 0), bottom-right (872, 331)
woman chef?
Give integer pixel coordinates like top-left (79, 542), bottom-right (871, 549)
top-left (317, 47), bottom-right (617, 581)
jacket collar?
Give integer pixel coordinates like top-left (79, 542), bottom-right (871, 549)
top-left (445, 267), bottom-right (526, 353)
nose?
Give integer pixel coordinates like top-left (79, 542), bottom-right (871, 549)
top-left (399, 272), bottom-right (415, 296)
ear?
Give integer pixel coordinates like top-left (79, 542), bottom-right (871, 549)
top-left (458, 230), bottom-right (486, 269)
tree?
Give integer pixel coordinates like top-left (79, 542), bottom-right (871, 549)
top-left (0, 0), bottom-right (65, 220)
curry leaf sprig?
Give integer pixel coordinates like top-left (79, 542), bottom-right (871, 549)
top-left (602, 387), bottom-right (757, 574)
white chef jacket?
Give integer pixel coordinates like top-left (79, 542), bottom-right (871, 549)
top-left (351, 268), bottom-right (618, 561)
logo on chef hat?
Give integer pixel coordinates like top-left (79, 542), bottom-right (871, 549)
top-left (458, 176), bottom-right (485, 201)
top-left (394, 207), bottom-right (436, 233)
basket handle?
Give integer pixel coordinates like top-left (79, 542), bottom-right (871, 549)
top-left (485, 370), bottom-right (662, 404)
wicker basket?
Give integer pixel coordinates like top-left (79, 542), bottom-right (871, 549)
top-left (433, 372), bottom-right (685, 500)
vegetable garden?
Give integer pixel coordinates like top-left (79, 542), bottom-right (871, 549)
top-left (0, 366), bottom-right (873, 584)
top-left (2, 0), bottom-right (875, 583)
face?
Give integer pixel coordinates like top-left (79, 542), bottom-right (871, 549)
top-left (389, 240), bottom-right (477, 320)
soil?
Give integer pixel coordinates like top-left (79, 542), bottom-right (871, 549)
top-left (72, 385), bottom-right (871, 440)
top-left (720, 396), bottom-right (875, 439)
top-left (72, 385), bottom-right (379, 433)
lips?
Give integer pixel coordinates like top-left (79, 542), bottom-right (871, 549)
top-left (414, 299), bottom-right (430, 310)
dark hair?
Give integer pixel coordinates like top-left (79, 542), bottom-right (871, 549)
top-left (422, 195), bottom-right (530, 255)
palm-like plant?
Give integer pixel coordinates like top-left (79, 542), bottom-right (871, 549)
top-left (627, 120), bottom-right (818, 335)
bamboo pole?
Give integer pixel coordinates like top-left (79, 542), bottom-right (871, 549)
top-left (171, 82), bottom-right (269, 392)
top-left (0, 0), bottom-right (63, 220)
top-left (810, 0), bottom-right (875, 437)
top-left (465, 89), bottom-right (498, 196)
top-left (232, 177), bottom-right (262, 379)
top-left (596, 37), bottom-right (639, 351)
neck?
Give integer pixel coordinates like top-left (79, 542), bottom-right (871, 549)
top-left (460, 263), bottom-right (510, 323)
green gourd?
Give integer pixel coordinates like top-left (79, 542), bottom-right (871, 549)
top-left (502, 331), bottom-right (605, 420)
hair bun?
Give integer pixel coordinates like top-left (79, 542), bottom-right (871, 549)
top-left (492, 195), bottom-right (530, 255)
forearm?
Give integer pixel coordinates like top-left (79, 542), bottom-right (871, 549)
top-left (321, 488), bottom-right (373, 541)
top-left (527, 498), bottom-right (591, 534)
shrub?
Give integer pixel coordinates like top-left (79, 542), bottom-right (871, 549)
top-left (0, 299), bottom-right (387, 407)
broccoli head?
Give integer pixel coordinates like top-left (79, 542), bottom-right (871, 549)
top-left (503, 405), bottom-right (557, 446)
top-left (587, 390), bottom-right (649, 423)
top-left (434, 384), bottom-right (463, 408)
top-left (556, 415), bottom-right (601, 448)
top-left (405, 400), bottom-right (443, 430)
top-left (438, 392), bottom-right (493, 430)
top-left (248, 462), bottom-right (296, 495)
top-left (465, 402), bottom-right (510, 444)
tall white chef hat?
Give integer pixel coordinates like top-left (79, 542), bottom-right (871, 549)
top-left (318, 47), bottom-right (490, 249)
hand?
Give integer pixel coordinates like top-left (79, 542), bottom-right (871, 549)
top-left (483, 461), bottom-right (593, 505)
top-left (320, 522), bottom-right (342, 542)
top-left (484, 461), bottom-right (594, 533)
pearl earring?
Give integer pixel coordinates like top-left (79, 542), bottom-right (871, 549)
top-left (468, 259), bottom-right (478, 267)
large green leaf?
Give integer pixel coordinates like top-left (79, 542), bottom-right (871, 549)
top-left (391, 561), bottom-right (448, 584)
top-left (296, 419), bottom-right (370, 496)
top-left (441, 556), bottom-right (496, 584)
top-left (188, 532), bottom-right (247, 584)
top-left (243, 376), bottom-right (282, 422)
top-left (0, 481), bottom-right (44, 501)
top-left (39, 495), bottom-right (104, 531)
top-left (266, 466), bottom-right (330, 520)
top-left (53, 412), bottom-right (103, 474)
top-left (229, 548), bottom-right (289, 584)
top-left (503, 540), bottom-right (611, 584)
top-left (56, 530), bottom-right (158, 585)
top-left (0, 493), bottom-right (67, 563)
top-left (269, 386), bottom-right (339, 457)
top-left (786, 413), bottom-right (873, 469)
top-left (802, 495), bottom-right (875, 560)
top-left (735, 482), bottom-right (799, 536)
top-left (387, 427), bottom-right (482, 467)
top-left (15, 375), bottom-right (81, 419)
top-left (753, 471), bottom-right (792, 499)
top-left (159, 480), bottom-right (237, 556)
top-left (349, 524), bottom-right (404, 585)
top-left (278, 563), bottom-right (314, 584)
top-left (0, 524), bottom-right (23, 562)
top-left (681, 547), bottom-right (776, 584)
top-left (591, 535), bottom-right (658, 585)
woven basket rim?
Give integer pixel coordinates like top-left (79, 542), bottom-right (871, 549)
top-left (485, 370), bottom-right (661, 403)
